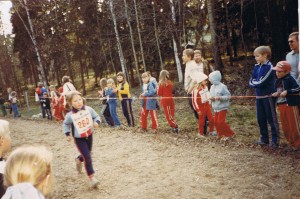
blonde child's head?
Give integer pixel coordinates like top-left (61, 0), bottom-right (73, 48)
top-left (159, 70), bottom-right (170, 86)
top-left (49, 85), bottom-right (55, 92)
top-left (253, 46), bottom-right (272, 60)
top-left (50, 91), bottom-right (57, 98)
top-left (107, 78), bottom-right (115, 88)
top-left (99, 78), bottom-right (108, 89)
top-left (116, 72), bottom-right (126, 83)
top-left (0, 120), bottom-right (11, 157)
top-left (4, 145), bottom-right (53, 196)
top-left (141, 72), bottom-right (150, 84)
top-left (11, 91), bottom-right (16, 97)
top-left (66, 91), bottom-right (86, 110)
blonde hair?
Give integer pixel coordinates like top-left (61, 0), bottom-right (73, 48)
top-left (49, 85), bottom-right (55, 91)
top-left (289, 32), bottom-right (298, 41)
top-left (107, 78), bottom-right (115, 86)
top-left (65, 91), bottom-right (86, 110)
top-left (4, 145), bottom-right (53, 195)
top-left (194, 50), bottom-right (201, 55)
top-left (254, 46), bottom-right (271, 59)
top-left (116, 72), bottom-right (126, 83)
top-left (50, 90), bottom-right (57, 98)
top-left (141, 72), bottom-right (149, 78)
top-left (99, 78), bottom-right (107, 89)
top-left (159, 70), bottom-right (170, 86)
top-left (0, 120), bottom-right (10, 137)
top-left (183, 49), bottom-right (194, 59)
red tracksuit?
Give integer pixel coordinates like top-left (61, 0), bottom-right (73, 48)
top-left (157, 80), bottom-right (178, 128)
top-left (192, 86), bottom-right (214, 135)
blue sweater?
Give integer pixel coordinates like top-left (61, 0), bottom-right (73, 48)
top-left (249, 61), bottom-right (276, 96)
top-left (141, 82), bottom-right (157, 110)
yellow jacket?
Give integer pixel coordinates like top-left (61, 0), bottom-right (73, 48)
top-left (117, 82), bottom-right (131, 100)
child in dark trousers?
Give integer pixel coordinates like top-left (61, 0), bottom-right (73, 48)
top-left (99, 78), bottom-right (114, 127)
top-left (63, 91), bottom-right (100, 188)
top-left (157, 70), bottom-right (179, 133)
top-left (249, 46), bottom-right (280, 149)
top-left (106, 78), bottom-right (121, 128)
top-left (116, 72), bottom-right (135, 127)
top-left (272, 61), bottom-right (300, 149)
top-left (40, 92), bottom-right (52, 120)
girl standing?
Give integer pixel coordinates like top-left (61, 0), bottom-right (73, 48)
top-left (63, 91), bottom-right (100, 188)
top-left (140, 72), bottom-right (158, 132)
top-left (99, 78), bottom-right (114, 127)
top-left (9, 91), bottom-right (20, 118)
top-left (106, 78), bottom-right (121, 128)
top-left (191, 73), bottom-right (215, 138)
top-left (157, 70), bottom-right (178, 133)
top-left (116, 72), bottom-right (135, 127)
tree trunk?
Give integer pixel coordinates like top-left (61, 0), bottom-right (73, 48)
top-left (206, 0), bottom-right (223, 70)
top-left (152, 2), bottom-right (164, 70)
top-left (109, 0), bottom-right (126, 75)
top-left (133, 0), bottom-right (146, 71)
top-left (124, 0), bottom-right (141, 86)
top-left (240, 0), bottom-right (248, 57)
top-left (169, 0), bottom-right (183, 83)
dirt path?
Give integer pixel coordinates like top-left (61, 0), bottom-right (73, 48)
top-left (6, 118), bottom-right (300, 199)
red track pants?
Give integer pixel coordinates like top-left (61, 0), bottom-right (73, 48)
top-left (214, 110), bottom-right (235, 138)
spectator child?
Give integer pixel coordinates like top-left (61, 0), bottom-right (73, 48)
top-left (6, 88), bottom-right (12, 115)
top-left (191, 73), bottom-right (215, 138)
top-left (40, 92), bottom-right (52, 120)
top-left (0, 95), bottom-right (7, 117)
top-left (116, 72), bottom-right (135, 127)
top-left (139, 72), bottom-right (158, 132)
top-left (9, 91), bottom-right (20, 118)
top-left (209, 71), bottom-right (235, 139)
top-left (99, 78), bottom-right (114, 127)
top-left (2, 145), bottom-right (52, 199)
top-left (51, 91), bottom-right (64, 121)
top-left (62, 76), bottom-right (76, 108)
top-left (272, 61), bottom-right (300, 148)
top-left (157, 70), bottom-right (179, 133)
top-left (35, 83), bottom-right (48, 118)
top-left (147, 71), bottom-right (160, 111)
top-left (249, 46), bottom-right (280, 149)
top-left (106, 78), bottom-right (121, 128)
top-left (0, 120), bottom-right (11, 198)
top-left (63, 91), bottom-right (100, 188)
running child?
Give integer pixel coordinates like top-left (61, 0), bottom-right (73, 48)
top-left (116, 72), bottom-right (135, 127)
top-left (209, 70), bottom-right (235, 139)
top-left (191, 73), bottom-right (215, 138)
top-left (139, 72), bottom-right (158, 133)
top-left (157, 70), bottom-right (179, 133)
top-left (63, 91), bottom-right (100, 188)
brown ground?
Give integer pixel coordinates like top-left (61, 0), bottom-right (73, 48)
top-left (5, 117), bottom-right (300, 199)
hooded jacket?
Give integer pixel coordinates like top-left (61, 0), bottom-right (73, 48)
top-left (209, 71), bottom-right (231, 112)
top-left (2, 183), bottom-right (45, 199)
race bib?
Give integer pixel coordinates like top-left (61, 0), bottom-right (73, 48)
top-left (199, 88), bottom-right (210, 103)
top-left (71, 109), bottom-right (93, 136)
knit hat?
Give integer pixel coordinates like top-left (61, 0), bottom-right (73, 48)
top-left (273, 61), bottom-right (291, 72)
top-left (191, 72), bottom-right (208, 83)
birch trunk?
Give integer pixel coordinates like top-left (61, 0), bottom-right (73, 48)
top-left (124, 0), bottom-right (141, 86)
top-left (152, 2), bottom-right (164, 70)
top-left (169, 0), bottom-right (183, 83)
top-left (109, 0), bottom-right (126, 74)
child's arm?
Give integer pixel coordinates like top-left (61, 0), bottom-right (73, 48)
top-left (117, 82), bottom-right (130, 96)
top-left (63, 113), bottom-right (73, 142)
top-left (249, 64), bottom-right (274, 88)
top-left (89, 106), bottom-right (101, 128)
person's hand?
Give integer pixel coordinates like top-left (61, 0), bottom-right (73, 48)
top-left (280, 90), bottom-right (287, 97)
top-left (66, 136), bottom-right (71, 142)
top-left (198, 111), bottom-right (202, 116)
top-left (215, 96), bottom-right (221, 100)
top-left (210, 97), bottom-right (215, 101)
top-left (94, 122), bottom-right (99, 128)
top-left (272, 92), bottom-right (279, 97)
top-left (113, 88), bottom-right (118, 93)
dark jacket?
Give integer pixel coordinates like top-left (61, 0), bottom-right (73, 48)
top-left (275, 74), bottom-right (300, 106)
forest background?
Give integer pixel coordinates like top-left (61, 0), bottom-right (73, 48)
top-left (0, 0), bottom-right (298, 97)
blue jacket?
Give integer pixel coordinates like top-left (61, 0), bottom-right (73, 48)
top-left (249, 61), bottom-right (276, 96)
top-left (274, 74), bottom-right (300, 106)
top-left (106, 88), bottom-right (118, 106)
top-left (141, 82), bottom-right (157, 110)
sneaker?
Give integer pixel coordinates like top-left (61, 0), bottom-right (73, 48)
top-left (209, 131), bottom-right (217, 136)
top-left (172, 127), bottom-right (179, 134)
top-left (137, 128), bottom-right (147, 133)
top-left (150, 129), bottom-right (157, 134)
top-left (90, 177), bottom-right (100, 188)
top-left (75, 158), bottom-right (82, 174)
